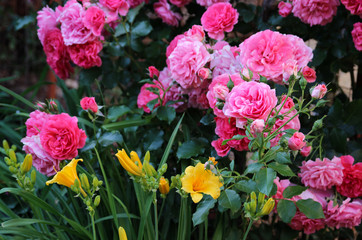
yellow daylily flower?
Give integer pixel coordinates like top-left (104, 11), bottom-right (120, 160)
top-left (115, 149), bottom-right (144, 177)
top-left (181, 162), bottom-right (223, 203)
top-left (159, 177), bottom-right (170, 195)
top-left (118, 226), bottom-right (128, 240)
top-left (46, 158), bottom-right (86, 196)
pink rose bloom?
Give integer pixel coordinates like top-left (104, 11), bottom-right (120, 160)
top-left (294, 188), bottom-right (332, 208)
top-left (288, 132), bottom-right (306, 151)
top-left (207, 73), bottom-right (244, 117)
top-left (58, 0), bottom-right (95, 46)
top-left (187, 86), bottom-right (210, 109)
top-left (167, 37), bottom-right (211, 89)
top-left (223, 81), bottom-right (278, 128)
top-left (99, 0), bottom-right (129, 18)
top-left (170, 0), bottom-right (192, 7)
top-left (128, 0), bottom-right (148, 8)
top-left (291, 0), bottom-right (339, 26)
top-left (184, 25), bottom-right (206, 42)
top-left (239, 30), bottom-right (312, 84)
top-left (197, 68), bottom-right (211, 80)
top-left (278, 2), bottom-right (292, 17)
top-left (196, 0), bottom-right (229, 8)
top-left (289, 211), bottom-right (325, 234)
top-left (299, 158), bottom-right (344, 190)
top-left (80, 97), bottom-right (98, 113)
top-left (37, 6), bottom-right (62, 45)
top-left (325, 198), bottom-right (362, 229)
top-left (250, 119), bottom-right (265, 135)
top-left (337, 155), bottom-right (362, 198)
top-left (40, 113), bottom-right (87, 160)
top-left (352, 22), bottom-right (362, 52)
top-left (201, 2), bottom-right (238, 41)
top-left (300, 145), bottom-right (312, 157)
top-left (273, 177), bottom-right (293, 201)
top-left (341, 0), bottom-right (362, 17)
top-left (25, 110), bottom-right (50, 137)
top-left (68, 40), bottom-right (103, 69)
top-left (211, 138), bottom-right (230, 157)
top-left (148, 66), bottom-right (160, 79)
top-left (302, 66), bottom-right (317, 83)
top-left (166, 34), bottom-right (184, 58)
top-left (137, 81), bottom-right (165, 113)
top-left (22, 135), bottom-right (61, 176)
top-left (154, 0), bottom-right (182, 27)
top-left (215, 117), bottom-right (249, 151)
top-left (282, 59), bottom-right (298, 81)
top-left (210, 44), bottom-right (243, 77)
top-left (83, 6), bottom-right (105, 36)
top-left (43, 29), bottom-right (73, 79)
top-left (311, 84), bottom-right (327, 99)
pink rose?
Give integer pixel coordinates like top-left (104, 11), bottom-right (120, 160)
top-left (215, 117), bottom-right (250, 151)
top-left (40, 113), bottom-right (87, 160)
top-left (282, 59), bottom-right (298, 81)
top-left (83, 6), bottom-right (105, 36)
top-left (197, 68), bottom-right (211, 80)
top-left (137, 81), bottom-right (165, 113)
top-left (167, 37), bottom-right (211, 89)
top-left (292, 0), bottom-right (339, 26)
top-left (148, 66), bottom-right (160, 79)
top-left (325, 198), bottom-right (362, 229)
top-left (166, 34), bottom-right (184, 58)
top-left (289, 211), bottom-right (325, 234)
top-left (184, 25), bottom-right (205, 42)
top-left (80, 97), bottom-right (98, 113)
top-left (37, 6), bottom-right (62, 45)
top-left (336, 155), bottom-right (362, 198)
top-left (310, 84), bottom-right (327, 99)
top-left (196, 0), bottom-right (229, 8)
top-left (128, 0), bottom-right (148, 8)
top-left (154, 0), bottom-right (182, 27)
top-left (352, 22), bottom-right (362, 52)
top-left (288, 132), bottom-right (306, 151)
top-left (68, 40), bottom-right (103, 69)
top-left (302, 66), bottom-right (316, 83)
top-left (300, 145), bottom-right (311, 157)
top-left (211, 138), bottom-right (230, 157)
top-left (170, 0), bottom-right (192, 7)
top-left (250, 119), bottom-right (265, 135)
top-left (25, 110), bottom-right (50, 137)
top-left (187, 86), bottom-right (210, 109)
top-left (299, 158), bottom-right (344, 190)
top-left (201, 2), bottom-right (238, 41)
top-left (223, 81), bottom-right (278, 128)
top-left (22, 135), bottom-right (61, 176)
top-left (341, 0), bottom-right (362, 17)
top-left (210, 44), bottom-right (243, 77)
top-left (278, 2), bottom-right (292, 17)
top-left (99, 0), bottom-right (129, 17)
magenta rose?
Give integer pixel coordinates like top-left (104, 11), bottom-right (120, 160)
top-left (137, 81), bottom-right (165, 113)
top-left (223, 81), bottom-right (278, 128)
top-left (99, 0), bottom-right (129, 17)
top-left (311, 84), bottom-right (327, 99)
top-left (68, 40), bottom-right (103, 69)
top-left (211, 138), bottom-right (230, 157)
top-left (40, 113), bottom-right (87, 160)
top-left (325, 198), bottom-right (362, 229)
top-left (336, 155), bottom-right (362, 198)
top-left (154, 0), bottom-right (182, 27)
top-left (36, 6), bottom-right (62, 45)
top-left (288, 132), bottom-right (306, 151)
top-left (278, 2), bottom-right (292, 17)
top-left (214, 117), bottom-right (249, 151)
top-left (83, 6), bottom-right (105, 36)
top-left (170, 0), bottom-right (192, 7)
top-left (80, 97), bottom-right (98, 113)
top-left (352, 22), bottom-right (362, 52)
top-left (201, 2), bottom-right (238, 41)
top-left (25, 110), bottom-right (50, 137)
top-left (300, 145), bottom-right (311, 157)
top-left (196, 0), bottom-right (229, 8)
top-left (148, 66), bottom-right (160, 79)
top-left (302, 66), bottom-right (317, 83)
top-left (341, 0), bottom-right (362, 17)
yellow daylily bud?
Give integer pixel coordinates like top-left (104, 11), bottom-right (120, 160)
top-left (3, 140), bottom-right (9, 153)
top-left (4, 157), bottom-right (11, 166)
top-left (8, 149), bottom-right (17, 163)
top-left (94, 195), bottom-right (101, 207)
top-left (80, 173), bottom-right (90, 192)
top-left (260, 198), bottom-right (275, 216)
top-left (30, 169), bottom-right (36, 184)
top-left (143, 152), bottom-right (157, 177)
top-left (250, 192), bottom-right (257, 203)
top-left (9, 166), bottom-right (18, 174)
top-left (250, 200), bottom-right (257, 214)
top-left (159, 177), bottom-right (170, 195)
top-left (20, 154), bottom-right (33, 174)
top-left (115, 149), bottom-right (143, 176)
top-left (118, 226), bottom-right (128, 240)
top-left (258, 192), bottom-right (265, 209)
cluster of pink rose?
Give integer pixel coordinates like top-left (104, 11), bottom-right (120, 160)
top-left (21, 110), bottom-right (87, 176)
top-left (274, 155), bottom-right (362, 234)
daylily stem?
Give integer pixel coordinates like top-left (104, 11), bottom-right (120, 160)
top-left (154, 200), bottom-right (159, 240)
top-left (242, 219), bottom-right (253, 240)
top-left (91, 213), bottom-right (96, 240)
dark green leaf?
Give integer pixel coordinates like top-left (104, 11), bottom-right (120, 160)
top-left (268, 162), bottom-right (295, 177)
top-left (218, 189), bottom-right (241, 213)
top-left (192, 196), bottom-right (216, 226)
top-left (311, 48), bottom-right (328, 66)
top-left (108, 106), bottom-right (131, 122)
top-left (143, 129), bottom-right (164, 151)
top-left (114, 23), bottom-right (130, 37)
top-left (235, 180), bottom-right (257, 193)
top-left (157, 106), bottom-right (176, 124)
top-left (296, 199), bottom-right (325, 219)
top-left (255, 168), bottom-right (276, 196)
top-left (80, 140), bottom-right (97, 152)
top-left (127, 3), bottom-right (144, 23)
top-left (277, 199), bottom-right (296, 223)
top-left (176, 138), bottom-right (207, 159)
top-left (283, 186), bottom-right (307, 199)
top-left (244, 162), bottom-right (263, 174)
top-left (15, 16), bottom-right (34, 31)
top-left (275, 152), bottom-right (291, 164)
top-left (132, 21), bottom-right (152, 37)
top-left (200, 114), bottom-right (214, 125)
top-left (98, 131), bottom-right (124, 147)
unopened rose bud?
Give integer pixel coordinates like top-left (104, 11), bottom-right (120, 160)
top-left (302, 66), bottom-right (316, 83)
top-left (312, 118), bottom-right (324, 132)
top-left (49, 100), bottom-right (58, 112)
top-left (300, 145), bottom-right (312, 157)
top-left (197, 68), bottom-right (211, 80)
top-left (214, 84), bottom-right (229, 101)
top-left (148, 66), bottom-right (159, 79)
top-left (250, 119), bottom-right (265, 135)
top-left (288, 132), bottom-right (306, 151)
top-left (35, 101), bottom-right (46, 110)
top-left (310, 84), bottom-right (327, 99)
top-left (80, 97), bottom-right (98, 113)
top-left (278, 2), bottom-right (292, 17)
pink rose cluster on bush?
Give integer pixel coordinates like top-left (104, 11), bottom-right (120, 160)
top-left (21, 110), bottom-right (87, 176)
top-left (352, 22), bottom-right (362, 52)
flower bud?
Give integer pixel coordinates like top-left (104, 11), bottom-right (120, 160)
top-left (9, 166), bottom-right (18, 174)
top-left (93, 177), bottom-right (99, 188)
top-left (11, 145), bottom-right (16, 151)
top-left (300, 145), bottom-right (312, 157)
top-left (197, 68), bottom-right (211, 80)
top-left (159, 177), bottom-right (170, 195)
top-left (299, 76), bottom-right (307, 90)
top-left (302, 66), bottom-right (316, 83)
top-left (94, 195), bottom-right (101, 207)
top-left (214, 84), bottom-right (229, 101)
top-left (80, 173), bottom-right (90, 192)
top-left (310, 84), bottom-right (327, 99)
top-left (158, 163), bottom-right (168, 176)
top-left (119, 226), bottom-right (128, 240)
top-left (250, 119), bottom-right (265, 135)
top-left (250, 200), bottom-right (257, 214)
top-left (148, 66), bottom-right (159, 79)
top-left (312, 118), bottom-right (324, 132)
top-left (80, 97), bottom-right (98, 113)
top-left (35, 101), bottom-right (46, 110)
top-left (31, 169), bottom-right (36, 184)
top-left (3, 140), bottom-right (9, 153)
top-left (258, 192), bottom-right (265, 209)
top-left (4, 157), bottom-right (11, 166)
top-left (8, 149), bottom-right (17, 163)
top-left (278, 1), bottom-right (292, 17)
top-left (21, 154), bottom-right (33, 174)
top-left (259, 198), bottom-right (275, 216)
top-left (49, 100), bottom-right (58, 112)
top-left (288, 132), bottom-right (306, 151)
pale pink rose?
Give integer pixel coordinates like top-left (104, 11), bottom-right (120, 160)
top-left (170, 0), bottom-right (192, 7)
top-left (21, 135), bottom-right (61, 176)
top-left (325, 198), bottom-right (362, 229)
top-left (201, 2), bottom-right (238, 41)
top-left (99, 0), bottom-right (129, 17)
top-left (184, 25), bottom-right (205, 42)
top-left (282, 59), bottom-right (298, 81)
top-left (154, 0), bottom-right (182, 27)
top-left (311, 84), bottom-right (327, 99)
top-left (223, 81), bottom-right (278, 128)
top-left (68, 40), bottom-right (103, 69)
top-left (299, 158), bottom-right (344, 190)
top-left (215, 117), bottom-right (250, 151)
top-left (25, 110), bottom-right (51, 137)
top-left (167, 37), bottom-right (211, 89)
top-left (212, 41), bottom-right (229, 50)
top-left (210, 44), bottom-right (243, 77)
top-left (197, 68), bottom-right (211, 80)
top-left (288, 132), bottom-right (306, 151)
top-left (206, 73), bottom-right (244, 117)
top-left (300, 145), bottom-right (311, 157)
top-left (250, 119), bottom-right (265, 135)
top-left (40, 113), bottom-right (87, 160)
top-left (43, 29), bottom-right (73, 79)
top-left (278, 2), bottom-right (292, 17)
top-left (341, 0), bottom-right (362, 17)
top-left (292, 0), bottom-right (339, 26)
top-left (80, 97), bottom-right (98, 113)
top-left (137, 81), bottom-right (165, 113)
top-left (196, 0), bottom-right (229, 8)
top-left (352, 22), bottom-right (362, 52)
top-left (58, 0), bottom-right (95, 46)
top-left (211, 138), bottom-right (230, 157)
top-left (83, 6), bottom-right (105, 36)
top-left (336, 155), bottom-right (362, 198)
top-left (148, 66), bottom-right (160, 78)
top-left (37, 6), bottom-right (62, 45)
top-left (289, 210), bottom-right (325, 234)
top-left (239, 30), bottom-right (312, 84)
top-left (302, 66), bottom-right (317, 83)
